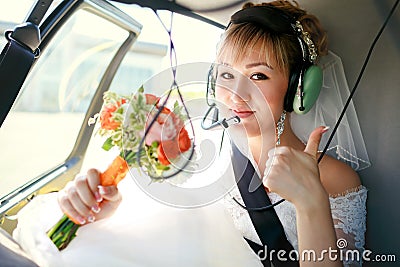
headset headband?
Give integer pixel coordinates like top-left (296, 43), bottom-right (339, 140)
top-left (229, 5), bottom-right (317, 64)
top-left (230, 5), bottom-right (294, 34)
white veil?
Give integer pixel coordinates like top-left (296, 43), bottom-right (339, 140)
top-left (291, 51), bottom-right (371, 171)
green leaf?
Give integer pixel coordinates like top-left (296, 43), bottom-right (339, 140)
top-left (102, 137), bottom-right (114, 151)
top-left (151, 141), bottom-right (159, 148)
top-left (138, 93), bottom-right (144, 106)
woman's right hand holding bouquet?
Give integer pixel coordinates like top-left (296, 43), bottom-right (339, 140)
top-left (57, 168), bottom-right (122, 226)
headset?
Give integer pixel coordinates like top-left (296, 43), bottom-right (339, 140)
top-left (203, 4), bottom-right (323, 120)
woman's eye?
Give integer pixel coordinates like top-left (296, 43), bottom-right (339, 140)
top-left (220, 72), bottom-right (234, 80)
top-left (250, 73), bottom-right (268, 80)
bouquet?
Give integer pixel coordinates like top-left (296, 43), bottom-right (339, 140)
top-left (47, 87), bottom-right (193, 250)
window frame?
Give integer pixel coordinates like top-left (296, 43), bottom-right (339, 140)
top-left (0, 0), bottom-right (141, 232)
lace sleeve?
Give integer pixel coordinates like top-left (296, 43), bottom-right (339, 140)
top-left (329, 185), bottom-right (368, 267)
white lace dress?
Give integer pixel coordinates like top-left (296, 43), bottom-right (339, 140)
top-left (224, 184), bottom-right (368, 266)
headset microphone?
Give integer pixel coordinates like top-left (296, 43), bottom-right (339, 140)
top-left (221, 115), bottom-right (241, 128)
top-left (201, 105), bottom-right (241, 130)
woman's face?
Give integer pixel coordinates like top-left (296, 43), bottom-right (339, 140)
top-left (215, 41), bottom-right (289, 138)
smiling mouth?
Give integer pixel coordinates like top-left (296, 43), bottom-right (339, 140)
top-left (232, 109), bottom-right (255, 119)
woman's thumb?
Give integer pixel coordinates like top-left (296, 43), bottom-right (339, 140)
top-left (304, 126), bottom-right (330, 159)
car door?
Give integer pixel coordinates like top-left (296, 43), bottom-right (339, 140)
top-left (0, 0), bottom-right (224, 237)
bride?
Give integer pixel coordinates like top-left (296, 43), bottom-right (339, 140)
top-left (14, 1), bottom-right (370, 266)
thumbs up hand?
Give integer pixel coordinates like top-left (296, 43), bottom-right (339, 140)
top-left (263, 126), bottom-right (330, 209)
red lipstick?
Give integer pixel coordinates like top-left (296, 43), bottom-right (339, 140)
top-left (232, 109), bottom-right (255, 119)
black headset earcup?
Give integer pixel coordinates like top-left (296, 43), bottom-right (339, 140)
top-left (284, 67), bottom-right (302, 112)
top-left (293, 65), bottom-right (323, 114)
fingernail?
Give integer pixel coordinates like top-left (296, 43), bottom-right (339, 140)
top-left (87, 214), bottom-right (95, 223)
top-left (322, 126), bottom-right (330, 133)
top-left (98, 185), bottom-right (109, 195)
top-left (91, 204), bottom-right (101, 213)
top-left (77, 216), bottom-right (86, 225)
top-left (94, 191), bottom-right (103, 202)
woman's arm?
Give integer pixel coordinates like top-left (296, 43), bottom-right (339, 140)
top-left (296, 193), bottom-right (340, 267)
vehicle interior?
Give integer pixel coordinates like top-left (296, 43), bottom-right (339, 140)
top-left (0, 0), bottom-right (399, 266)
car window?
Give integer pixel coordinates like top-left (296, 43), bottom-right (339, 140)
top-left (82, 5), bottom-right (224, 170)
top-left (0, 7), bottom-right (130, 198)
top-left (105, 4), bottom-right (224, 95)
top-left (0, 2), bottom-right (224, 198)
top-left (0, 0), bottom-right (34, 49)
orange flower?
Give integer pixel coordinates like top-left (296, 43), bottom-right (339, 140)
top-left (156, 128), bottom-right (191, 166)
top-left (145, 94), bottom-right (159, 105)
top-left (99, 99), bottom-right (127, 130)
top-left (157, 143), bottom-right (169, 165)
top-left (100, 104), bottom-right (119, 130)
top-left (119, 98), bottom-right (127, 105)
top-left (178, 128), bottom-right (191, 152)
top-left (157, 106), bottom-right (176, 122)
top-left (157, 139), bottom-right (180, 165)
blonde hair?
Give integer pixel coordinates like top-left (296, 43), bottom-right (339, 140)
top-left (217, 1), bottom-right (328, 77)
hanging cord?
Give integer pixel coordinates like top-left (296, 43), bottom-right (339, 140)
top-left (136, 9), bottom-right (195, 179)
top-left (236, 0), bottom-right (400, 211)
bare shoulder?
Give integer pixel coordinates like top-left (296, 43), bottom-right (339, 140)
top-left (318, 153), bottom-right (361, 196)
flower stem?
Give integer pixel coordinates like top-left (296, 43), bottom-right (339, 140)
top-left (47, 214), bottom-right (68, 238)
top-left (47, 214), bottom-right (80, 251)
